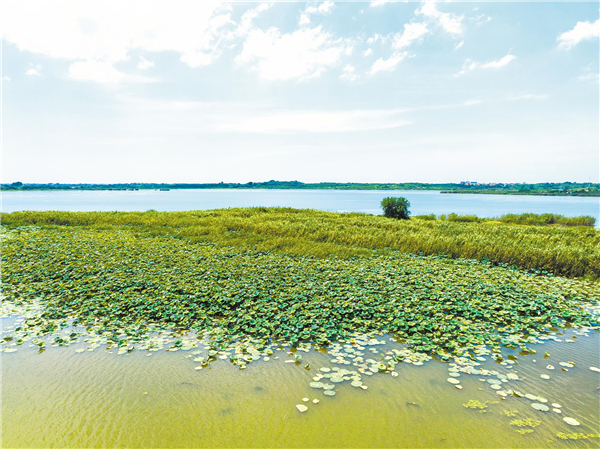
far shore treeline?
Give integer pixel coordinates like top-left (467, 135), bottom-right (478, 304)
top-left (2, 181), bottom-right (599, 196)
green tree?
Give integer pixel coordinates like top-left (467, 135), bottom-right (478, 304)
top-left (380, 197), bottom-right (411, 220)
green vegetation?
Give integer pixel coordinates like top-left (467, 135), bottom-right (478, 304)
top-left (2, 180), bottom-right (599, 196)
top-left (381, 197), bottom-right (411, 220)
top-left (441, 182), bottom-right (600, 197)
top-left (2, 221), bottom-right (598, 353)
top-left (463, 400), bottom-right (493, 410)
top-left (509, 419), bottom-right (542, 428)
top-left (2, 208), bottom-right (599, 359)
top-left (495, 213), bottom-right (596, 227)
top-left (3, 208), bottom-right (599, 279)
top-left (555, 433), bottom-right (600, 440)
top-left (418, 213), bottom-right (596, 227)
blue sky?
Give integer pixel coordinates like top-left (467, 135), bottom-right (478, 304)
top-left (2, 1), bottom-right (599, 183)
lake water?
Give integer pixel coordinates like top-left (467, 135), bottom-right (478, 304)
top-left (2, 189), bottom-right (598, 223)
top-left (2, 308), bottom-right (599, 448)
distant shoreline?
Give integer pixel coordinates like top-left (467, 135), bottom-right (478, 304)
top-left (2, 181), bottom-right (599, 197)
top-left (2, 188), bottom-right (599, 198)
top-left (440, 190), bottom-right (600, 197)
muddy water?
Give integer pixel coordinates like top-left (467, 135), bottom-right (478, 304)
top-left (2, 316), bottom-right (599, 448)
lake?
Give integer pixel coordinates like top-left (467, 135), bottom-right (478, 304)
top-left (2, 189), bottom-right (599, 223)
top-left (3, 305), bottom-right (599, 448)
top-left (2, 190), bottom-right (599, 448)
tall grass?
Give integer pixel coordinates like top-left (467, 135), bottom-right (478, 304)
top-left (2, 208), bottom-right (599, 279)
top-left (494, 213), bottom-right (596, 227)
top-left (414, 213), bottom-right (596, 227)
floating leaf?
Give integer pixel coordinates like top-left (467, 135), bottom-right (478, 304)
top-left (531, 403), bottom-right (549, 412)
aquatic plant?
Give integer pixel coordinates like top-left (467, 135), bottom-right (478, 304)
top-left (2, 222), bottom-right (598, 353)
top-left (509, 418), bottom-right (541, 428)
top-left (556, 433), bottom-right (600, 440)
top-left (463, 400), bottom-right (490, 410)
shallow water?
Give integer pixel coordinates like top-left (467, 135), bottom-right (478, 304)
top-left (3, 313), bottom-right (599, 448)
top-left (2, 189), bottom-right (598, 226)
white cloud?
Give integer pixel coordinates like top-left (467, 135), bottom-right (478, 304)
top-left (2, 0), bottom-right (233, 82)
top-left (218, 109), bottom-right (410, 133)
top-left (237, 3), bottom-right (271, 37)
top-left (557, 19), bottom-right (599, 50)
top-left (119, 95), bottom-right (410, 134)
top-left (340, 64), bottom-right (359, 81)
top-left (69, 60), bottom-right (154, 83)
top-left (367, 34), bottom-right (387, 45)
top-left (305, 1), bottom-right (335, 15)
top-left (471, 14), bottom-right (492, 26)
top-left (371, 22), bottom-right (426, 72)
top-left (416, 1), bottom-right (464, 36)
top-left (456, 53), bottom-right (516, 76)
top-left (370, 0), bottom-right (396, 7)
top-left (578, 73), bottom-right (600, 82)
top-left (25, 68), bottom-right (41, 76)
top-left (235, 26), bottom-right (351, 81)
top-left (2, 76), bottom-right (10, 81)
top-left (69, 61), bottom-right (123, 83)
top-left (392, 22), bottom-right (428, 49)
top-left (369, 51), bottom-right (408, 74)
top-left (505, 94), bottom-right (548, 101)
top-left (364, 48), bottom-right (373, 56)
top-left (299, 14), bottom-right (311, 25)
top-left (137, 57), bottom-right (155, 70)
top-left (480, 54), bottom-right (516, 69)
top-left (300, 2), bottom-right (335, 26)
top-left (454, 40), bottom-right (464, 50)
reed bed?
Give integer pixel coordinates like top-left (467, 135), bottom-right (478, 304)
top-left (2, 208), bottom-right (599, 279)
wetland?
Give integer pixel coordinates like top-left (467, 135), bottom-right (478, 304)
top-left (1, 208), bottom-right (599, 448)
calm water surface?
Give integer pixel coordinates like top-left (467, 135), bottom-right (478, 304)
top-left (2, 189), bottom-right (598, 223)
top-left (2, 311), bottom-right (599, 448)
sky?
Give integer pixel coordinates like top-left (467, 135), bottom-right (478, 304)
top-left (1, 0), bottom-right (599, 184)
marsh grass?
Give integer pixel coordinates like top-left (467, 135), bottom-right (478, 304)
top-left (2, 208), bottom-right (599, 279)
